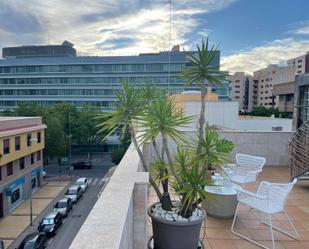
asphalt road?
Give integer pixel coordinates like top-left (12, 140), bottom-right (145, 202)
top-left (9, 157), bottom-right (114, 249)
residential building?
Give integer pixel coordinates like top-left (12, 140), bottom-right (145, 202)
top-left (252, 64), bottom-right (295, 108)
top-left (0, 42), bottom-right (230, 112)
top-left (0, 117), bottom-right (46, 218)
top-left (228, 72), bottom-right (251, 111)
top-left (294, 73), bottom-right (309, 129)
top-left (287, 52), bottom-right (309, 76)
top-left (273, 81), bottom-right (295, 118)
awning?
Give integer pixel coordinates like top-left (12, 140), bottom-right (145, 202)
top-left (31, 166), bottom-right (42, 176)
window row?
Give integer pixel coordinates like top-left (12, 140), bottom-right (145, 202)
top-left (0, 63), bottom-right (185, 74)
top-left (0, 151), bottom-right (41, 181)
top-left (0, 76), bottom-right (185, 85)
top-left (0, 89), bottom-right (115, 96)
top-left (3, 132), bottom-right (41, 155)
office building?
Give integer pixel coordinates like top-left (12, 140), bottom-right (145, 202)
top-left (272, 81), bottom-right (295, 118)
top-left (0, 117), bottom-right (46, 218)
top-left (287, 52), bottom-right (309, 76)
top-left (0, 42), bottom-right (230, 111)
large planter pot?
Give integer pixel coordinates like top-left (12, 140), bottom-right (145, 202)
top-left (148, 202), bottom-right (205, 249)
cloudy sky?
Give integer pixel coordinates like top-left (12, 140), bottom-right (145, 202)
top-left (0, 0), bottom-right (309, 73)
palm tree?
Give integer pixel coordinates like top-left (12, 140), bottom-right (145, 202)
top-left (180, 38), bottom-right (228, 157)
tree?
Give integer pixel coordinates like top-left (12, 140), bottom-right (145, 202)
top-left (44, 116), bottom-right (67, 159)
top-left (180, 39), bottom-right (228, 157)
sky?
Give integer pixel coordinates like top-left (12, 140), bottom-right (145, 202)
top-left (0, 0), bottom-right (309, 74)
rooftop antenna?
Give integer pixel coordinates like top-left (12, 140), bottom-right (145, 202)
top-left (167, 0), bottom-right (172, 95)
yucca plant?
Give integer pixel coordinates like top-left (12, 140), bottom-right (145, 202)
top-left (180, 38), bottom-right (228, 157)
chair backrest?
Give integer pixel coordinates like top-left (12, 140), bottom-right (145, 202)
top-left (236, 153), bottom-right (266, 173)
top-left (258, 179), bottom-right (297, 210)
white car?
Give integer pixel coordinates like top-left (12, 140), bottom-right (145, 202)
top-left (65, 185), bottom-right (83, 203)
top-left (75, 177), bottom-right (88, 192)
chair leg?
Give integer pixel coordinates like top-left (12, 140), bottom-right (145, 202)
top-left (261, 210), bottom-right (299, 240)
top-left (268, 214), bottom-right (275, 249)
top-left (231, 203), bottom-right (271, 249)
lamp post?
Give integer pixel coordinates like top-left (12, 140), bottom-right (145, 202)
top-left (29, 138), bottom-right (37, 226)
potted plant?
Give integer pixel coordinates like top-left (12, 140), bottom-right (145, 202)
top-left (97, 39), bottom-right (231, 249)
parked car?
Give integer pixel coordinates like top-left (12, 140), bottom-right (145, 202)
top-left (38, 212), bottom-right (62, 237)
top-left (65, 185), bottom-right (83, 203)
top-left (71, 161), bottom-right (92, 169)
top-left (0, 240), bottom-right (4, 249)
top-left (17, 232), bottom-right (47, 249)
top-left (53, 198), bottom-right (73, 217)
top-left (74, 177), bottom-right (88, 192)
top-left (42, 171), bottom-right (47, 178)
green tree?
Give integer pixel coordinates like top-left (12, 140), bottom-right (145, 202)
top-left (44, 116), bottom-right (66, 159)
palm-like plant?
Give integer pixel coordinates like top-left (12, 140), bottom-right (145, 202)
top-left (97, 81), bottom-right (163, 200)
top-left (180, 38), bottom-right (228, 157)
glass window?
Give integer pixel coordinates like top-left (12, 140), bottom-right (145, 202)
top-left (11, 188), bottom-right (20, 204)
top-left (0, 167), bottom-right (2, 181)
top-left (31, 153), bottom-right (34, 164)
top-left (37, 132), bottom-right (41, 143)
top-left (31, 177), bottom-right (37, 189)
top-left (42, 218), bottom-right (54, 225)
top-left (15, 136), bottom-right (20, 151)
top-left (3, 139), bottom-right (10, 154)
top-left (7, 162), bottom-right (13, 176)
top-left (37, 151), bottom-right (41, 161)
top-left (20, 157), bottom-right (25, 170)
top-left (27, 134), bottom-right (31, 147)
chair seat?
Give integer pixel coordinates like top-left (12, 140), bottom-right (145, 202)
top-left (239, 197), bottom-right (283, 214)
top-left (230, 175), bottom-right (250, 184)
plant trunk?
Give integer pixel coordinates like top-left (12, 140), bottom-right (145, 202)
top-left (196, 81), bottom-right (206, 157)
top-left (162, 134), bottom-right (181, 183)
top-left (152, 139), bottom-right (172, 210)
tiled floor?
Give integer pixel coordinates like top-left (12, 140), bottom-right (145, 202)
top-left (148, 166), bottom-right (309, 249)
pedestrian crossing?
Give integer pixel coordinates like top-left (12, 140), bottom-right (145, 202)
top-left (87, 177), bottom-right (107, 186)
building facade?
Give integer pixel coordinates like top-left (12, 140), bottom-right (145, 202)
top-left (252, 64), bottom-right (295, 109)
top-left (228, 72), bottom-right (251, 111)
top-left (287, 52), bottom-right (309, 76)
top-left (0, 117), bottom-right (46, 218)
top-left (294, 73), bottom-right (309, 129)
top-left (0, 43), bottom-right (230, 112)
top-left (273, 81), bottom-right (295, 118)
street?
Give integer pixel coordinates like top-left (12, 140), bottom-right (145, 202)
top-left (8, 156), bottom-right (114, 249)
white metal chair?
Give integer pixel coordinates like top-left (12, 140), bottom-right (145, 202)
top-left (222, 153), bottom-right (266, 184)
top-left (231, 179), bottom-right (298, 249)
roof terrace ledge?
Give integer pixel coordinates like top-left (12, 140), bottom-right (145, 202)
top-left (69, 142), bottom-right (149, 249)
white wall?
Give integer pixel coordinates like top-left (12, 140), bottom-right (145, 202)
top-left (184, 101), bottom-right (293, 131)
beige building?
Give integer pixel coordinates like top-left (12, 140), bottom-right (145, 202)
top-left (287, 52), bottom-right (309, 75)
top-left (272, 81), bottom-right (294, 118)
top-left (228, 72), bottom-right (252, 112)
top-left (253, 64), bottom-right (295, 108)
top-left (0, 117), bottom-right (46, 218)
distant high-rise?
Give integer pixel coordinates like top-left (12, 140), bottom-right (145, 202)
top-left (2, 41), bottom-right (76, 58)
top-left (0, 42), bottom-right (230, 111)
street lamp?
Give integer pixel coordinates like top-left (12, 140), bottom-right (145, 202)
top-left (29, 137), bottom-right (37, 226)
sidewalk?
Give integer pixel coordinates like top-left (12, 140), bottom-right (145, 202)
top-left (0, 180), bottom-right (70, 248)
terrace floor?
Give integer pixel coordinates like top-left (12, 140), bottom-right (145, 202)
top-left (148, 166), bottom-right (309, 249)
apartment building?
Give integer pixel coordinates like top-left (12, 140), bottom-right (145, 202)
top-left (287, 52), bottom-right (309, 76)
top-left (0, 42), bottom-right (230, 111)
top-left (228, 72), bottom-right (252, 111)
top-left (0, 117), bottom-right (46, 218)
top-left (252, 64), bottom-right (295, 108)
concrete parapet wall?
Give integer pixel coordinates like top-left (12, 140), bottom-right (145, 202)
top-left (69, 143), bottom-right (149, 249)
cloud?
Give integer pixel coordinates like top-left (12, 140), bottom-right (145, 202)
top-left (293, 21), bottom-right (309, 35)
top-left (221, 38), bottom-right (309, 74)
top-left (0, 0), bottom-right (237, 55)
